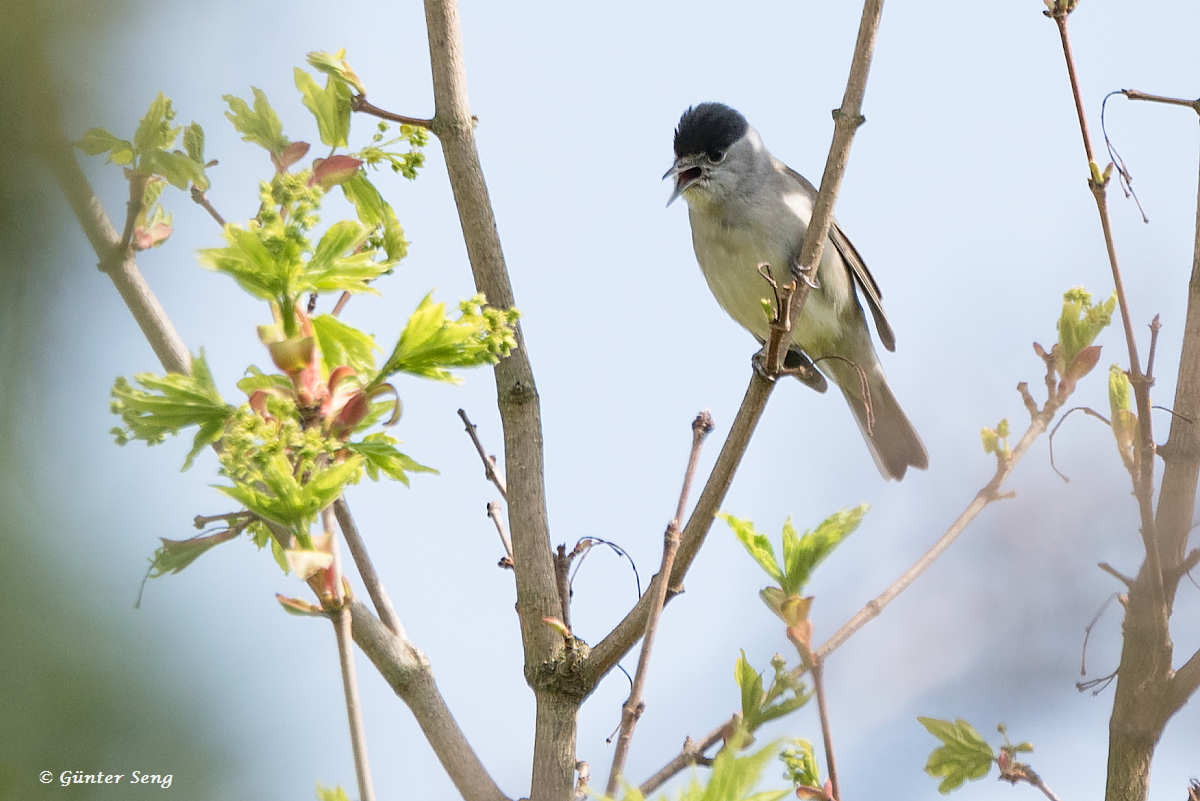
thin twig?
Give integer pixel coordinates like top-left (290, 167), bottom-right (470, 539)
top-left (1121, 89), bottom-right (1200, 113)
top-left (458, 409), bottom-right (507, 500)
top-left (1079, 592), bottom-right (1121, 677)
top-left (605, 412), bottom-right (714, 797)
top-left (324, 507), bottom-right (377, 801)
top-left (190, 185), bottom-right (227, 226)
top-left (637, 731), bottom-right (726, 798)
top-left (334, 497), bottom-right (404, 637)
top-left (815, 403), bottom-right (1048, 660)
top-left (811, 660), bottom-right (840, 800)
top-left (487, 501), bottom-right (514, 565)
top-left (350, 94), bottom-right (434, 129)
top-left (1050, 6), bottom-right (1162, 606)
top-left (1047, 406), bottom-right (1111, 482)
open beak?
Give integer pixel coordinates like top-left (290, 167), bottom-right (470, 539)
top-left (663, 159), bottom-right (704, 207)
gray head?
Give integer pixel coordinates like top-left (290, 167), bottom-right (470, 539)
top-left (664, 102), bottom-right (765, 207)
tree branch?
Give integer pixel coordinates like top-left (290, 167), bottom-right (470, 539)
top-left (421, 2), bottom-right (567, 797)
top-left (334, 497), bottom-right (404, 636)
top-left (325, 507), bottom-right (376, 801)
top-left (586, 0), bottom-right (888, 694)
top-left (605, 413), bottom-right (713, 796)
top-left (48, 138), bottom-right (191, 375)
top-left (349, 600), bottom-right (510, 801)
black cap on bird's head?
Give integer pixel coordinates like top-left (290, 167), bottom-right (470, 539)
top-left (665, 103), bottom-right (750, 206)
top-left (673, 102), bottom-right (749, 160)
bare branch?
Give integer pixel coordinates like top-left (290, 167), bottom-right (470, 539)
top-left (816, 407), bottom-right (1049, 660)
top-left (458, 408), bottom-right (507, 499)
top-left (349, 600), bottom-right (510, 801)
top-left (49, 141), bottom-right (191, 375)
top-left (421, 1), bottom-right (568, 795)
top-left (334, 497), bottom-right (404, 637)
top-left (325, 507), bottom-right (377, 801)
top-left (350, 94), bottom-right (434, 129)
top-left (811, 660), bottom-right (841, 800)
top-left (605, 413), bottom-right (713, 796)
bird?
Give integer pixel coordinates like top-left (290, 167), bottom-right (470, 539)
top-left (664, 102), bottom-right (928, 480)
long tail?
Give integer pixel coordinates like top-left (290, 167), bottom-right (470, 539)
top-left (828, 359), bottom-right (928, 481)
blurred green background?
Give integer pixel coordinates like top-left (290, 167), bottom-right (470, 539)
top-left (0, 3), bottom-right (243, 799)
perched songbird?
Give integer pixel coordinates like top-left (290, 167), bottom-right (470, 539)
top-left (665, 102), bottom-right (928, 480)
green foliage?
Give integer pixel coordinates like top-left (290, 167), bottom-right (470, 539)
top-left (1057, 287), bottom-right (1115, 366)
top-left (722, 506), bottom-right (866, 598)
top-left (109, 351), bottom-right (233, 470)
top-left (312, 313), bottom-right (379, 375)
top-left (618, 737), bottom-right (789, 801)
top-left (295, 65), bottom-right (351, 149)
top-left (358, 120), bottom-right (428, 180)
top-left (148, 527), bottom-right (241, 577)
top-left (88, 51), bottom-right (509, 586)
top-left (376, 293), bottom-right (520, 384)
top-left (734, 651), bottom-right (810, 730)
top-left (341, 172), bottom-right (409, 261)
top-left (1108, 364), bottom-right (1137, 469)
top-left (307, 49), bottom-right (366, 95)
top-left (779, 739), bottom-right (821, 792)
top-left (315, 783), bottom-right (351, 801)
top-left (223, 87), bottom-right (289, 157)
top-left (918, 717), bottom-right (996, 794)
top-left (980, 418), bottom-right (1011, 458)
top-left (347, 433), bottom-right (437, 485)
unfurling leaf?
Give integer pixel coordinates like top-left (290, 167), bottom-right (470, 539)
top-left (223, 87), bottom-right (289, 157)
top-left (346, 433), bottom-right (436, 485)
top-left (721, 514), bottom-right (784, 584)
top-left (1057, 287), bottom-right (1115, 370)
top-left (307, 49), bottom-right (366, 95)
top-left (376, 293), bottom-right (519, 384)
top-left (276, 594), bottom-right (328, 618)
top-left (109, 350), bottom-right (233, 470)
top-left (1109, 364), bottom-right (1137, 470)
top-left (149, 527), bottom-right (240, 577)
top-left (918, 717), bottom-right (995, 794)
top-left (295, 67), bottom-right (352, 149)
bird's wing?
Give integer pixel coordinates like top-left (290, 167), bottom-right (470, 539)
top-left (828, 221), bottom-right (895, 352)
top-left (781, 164), bottom-right (896, 352)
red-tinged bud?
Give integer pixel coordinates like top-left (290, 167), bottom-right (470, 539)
top-left (1064, 344), bottom-right (1102, 383)
top-left (542, 617), bottom-right (571, 637)
top-left (268, 336), bottom-right (316, 374)
top-left (331, 390), bottom-right (370, 437)
top-left (275, 141), bottom-right (311, 172)
top-left (133, 221), bottom-right (173, 250)
top-left (310, 155), bottom-right (362, 189)
top-left (328, 366), bottom-right (358, 392)
top-left (997, 749), bottom-right (1011, 772)
top-left (248, 389), bottom-right (273, 420)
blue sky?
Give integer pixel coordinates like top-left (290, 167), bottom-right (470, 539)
top-left (16, 0), bottom-right (1200, 798)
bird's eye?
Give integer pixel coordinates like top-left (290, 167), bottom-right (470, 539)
top-left (709, 148), bottom-right (726, 164)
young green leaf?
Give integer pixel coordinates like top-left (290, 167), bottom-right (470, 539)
top-left (109, 351), bottom-right (233, 470)
top-left (307, 50), bottom-right (366, 95)
top-left (735, 650), bottom-right (766, 729)
top-left (780, 505), bottom-right (868, 595)
top-left (341, 172), bottom-right (409, 261)
top-left (780, 739), bottom-right (821, 792)
top-left (918, 717), bottom-right (996, 794)
top-left (346, 433), bottom-right (437, 485)
top-left (223, 87), bottom-right (289, 157)
top-left (132, 92), bottom-right (180, 156)
top-left (702, 740), bottom-right (791, 801)
top-left (376, 293), bottom-right (518, 384)
top-left (1057, 287), bottom-right (1116, 369)
top-left (312, 314), bottom-right (379, 375)
top-left (197, 223), bottom-right (291, 301)
top-left (148, 527), bottom-right (240, 577)
top-left (75, 128), bottom-right (135, 165)
top-left (721, 513), bottom-right (784, 584)
top-left (294, 67), bottom-right (351, 149)
top-left (315, 783), bottom-right (352, 801)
